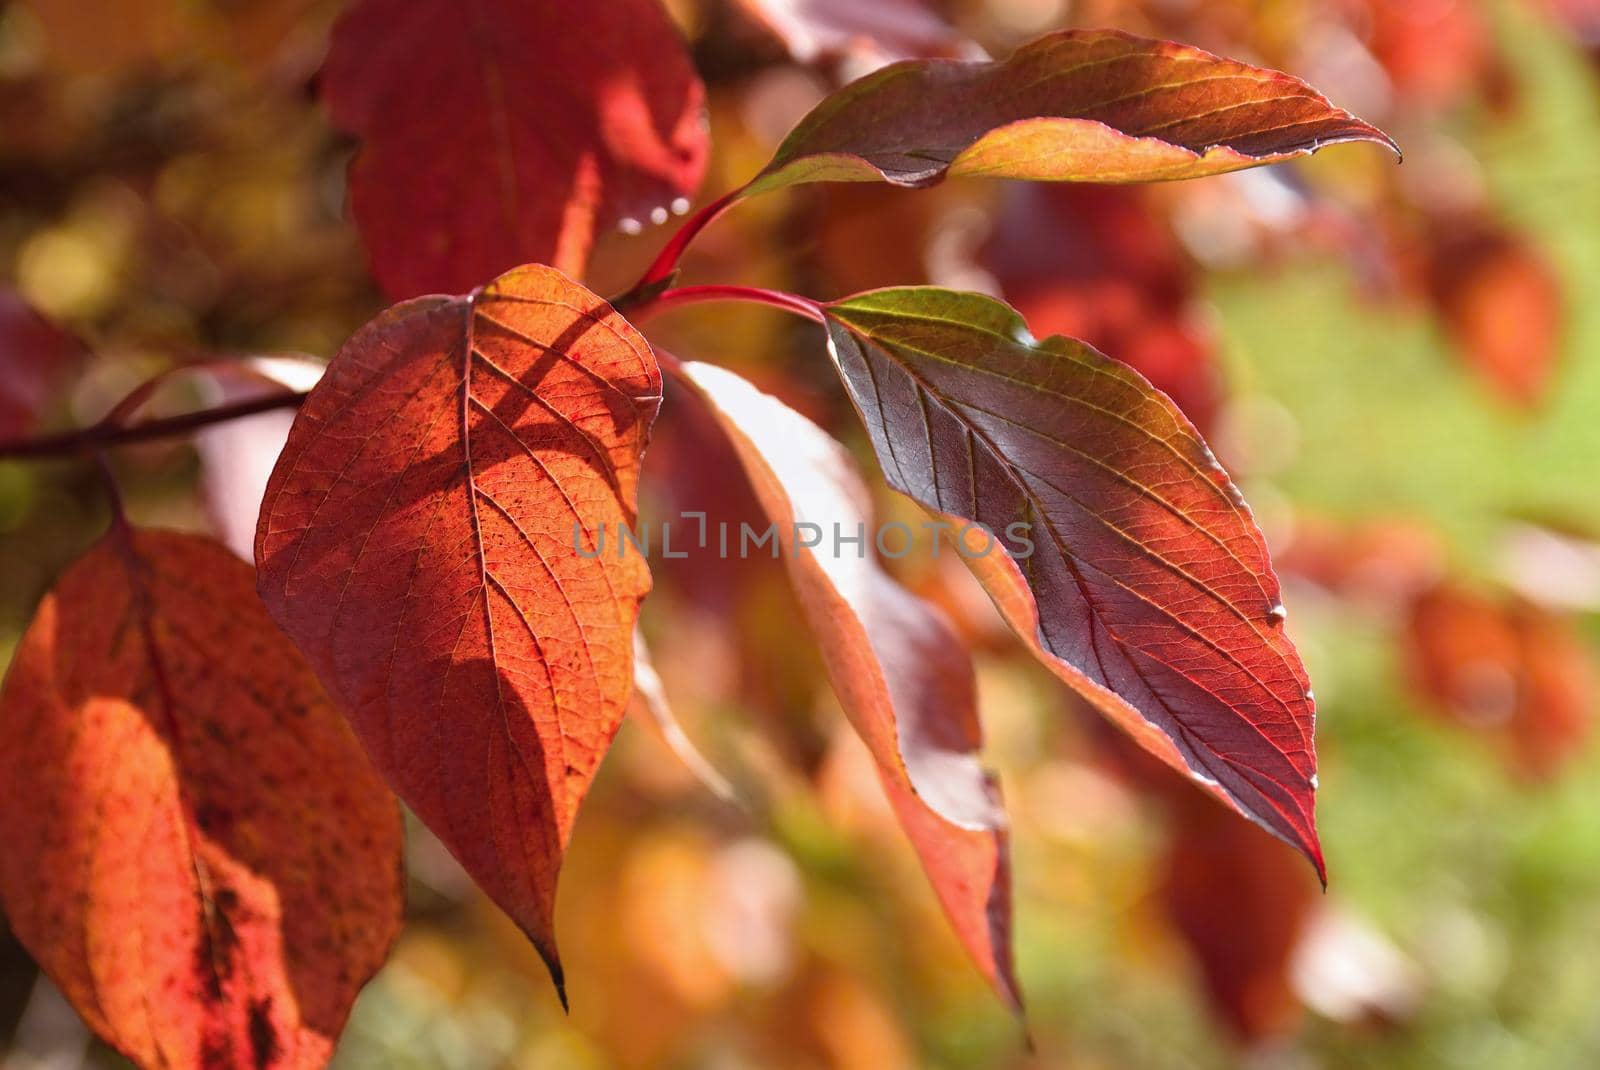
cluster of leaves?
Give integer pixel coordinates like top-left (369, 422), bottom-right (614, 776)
top-left (0, 1), bottom-right (1422, 1066)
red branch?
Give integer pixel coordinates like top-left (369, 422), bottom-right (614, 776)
top-left (0, 391), bottom-right (308, 460)
top-left (0, 264), bottom-right (826, 462)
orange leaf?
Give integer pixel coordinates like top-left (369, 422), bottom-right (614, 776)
top-left (255, 264), bottom-right (662, 999)
top-left (671, 357), bottom-right (1020, 1010)
top-left (320, 0), bottom-right (709, 298)
top-left (746, 28), bottom-right (1396, 195)
top-left (1406, 583), bottom-right (1595, 781)
top-left (1365, 0), bottom-right (1494, 111)
top-left (0, 529), bottom-right (403, 1070)
top-left (1425, 216), bottom-right (1564, 410)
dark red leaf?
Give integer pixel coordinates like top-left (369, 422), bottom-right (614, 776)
top-left (1089, 715), bottom-right (1318, 1041)
top-left (0, 288), bottom-right (88, 437)
top-left (1161, 791), bottom-right (1317, 1042)
top-left (823, 288), bottom-right (1322, 875)
top-left (0, 529), bottom-right (403, 1070)
top-left (321, 0), bottom-right (709, 298)
top-left (255, 264), bottom-right (662, 997)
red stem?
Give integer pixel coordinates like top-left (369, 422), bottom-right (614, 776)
top-left (93, 451), bottom-right (130, 529)
top-left (635, 187), bottom-right (744, 290)
top-left (634, 284), bottom-right (826, 324)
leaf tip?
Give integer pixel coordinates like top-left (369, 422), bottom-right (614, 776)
top-left (1306, 833), bottom-right (1328, 890)
top-left (541, 947), bottom-right (569, 1013)
top-left (1369, 127), bottom-right (1403, 164)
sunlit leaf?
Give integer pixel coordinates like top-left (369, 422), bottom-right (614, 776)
top-left (0, 529), bottom-right (403, 1070)
top-left (823, 287), bottom-right (1322, 873)
top-left (744, 28), bottom-right (1396, 196)
top-left (255, 264), bottom-right (662, 998)
top-left (672, 357), bottom-right (1020, 1009)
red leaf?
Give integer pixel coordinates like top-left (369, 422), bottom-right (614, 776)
top-left (1161, 792), bottom-right (1317, 1043)
top-left (1274, 515), bottom-right (1445, 610)
top-left (0, 288), bottom-right (88, 437)
top-left (320, 0), bottom-right (709, 298)
top-left (1406, 583), bottom-right (1595, 781)
top-left (0, 529), bottom-right (403, 1070)
top-left (1088, 717), bottom-right (1318, 1041)
top-left (980, 184), bottom-right (1222, 433)
top-left (255, 264), bottom-right (662, 997)
top-left (746, 28), bottom-right (1396, 195)
top-left (824, 288), bottom-right (1322, 876)
top-left (671, 357), bottom-right (1020, 1010)
top-left (1364, 0), bottom-right (1494, 111)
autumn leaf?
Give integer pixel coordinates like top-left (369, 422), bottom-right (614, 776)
top-left (671, 357), bottom-right (1020, 1009)
top-left (823, 288), bottom-right (1322, 874)
top-left (255, 264), bottom-right (661, 1000)
top-left (1405, 582), bottom-right (1595, 781)
top-left (1160, 792), bottom-right (1318, 1042)
top-left (1084, 716), bottom-right (1317, 1042)
top-left (0, 288), bottom-right (87, 437)
top-left (320, 0), bottom-right (708, 298)
top-left (979, 184), bottom-right (1222, 433)
top-left (1423, 215), bottom-right (1564, 410)
top-left (0, 529), bottom-right (403, 1070)
top-left (1363, 0), bottom-right (1494, 111)
top-left (743, 28), bottom-right (1397, 196)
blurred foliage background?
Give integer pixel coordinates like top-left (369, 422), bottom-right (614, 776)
top-left (4, 0), bottom-right (1600, 1067)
